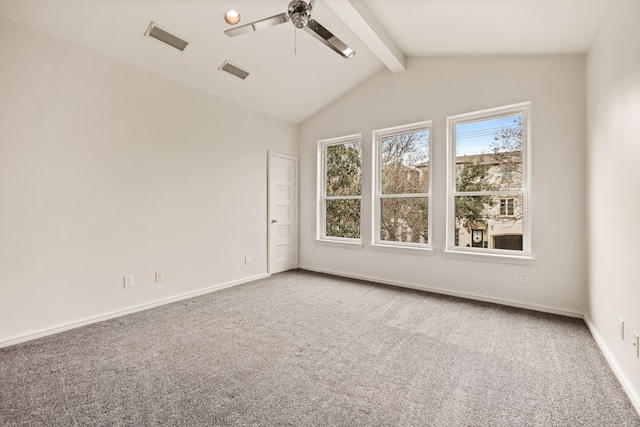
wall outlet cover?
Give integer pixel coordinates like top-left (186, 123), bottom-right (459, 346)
top-left (124, 275), bottom-right (134, 288)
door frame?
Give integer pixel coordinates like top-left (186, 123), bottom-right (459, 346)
top-left (267, 150), bottom-right (299, 274)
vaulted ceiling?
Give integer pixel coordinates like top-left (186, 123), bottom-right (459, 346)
top-left (0, 0), bottom-right (611, 123)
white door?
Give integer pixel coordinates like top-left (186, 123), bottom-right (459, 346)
top-left (268, 151), bottom-right (298, 274)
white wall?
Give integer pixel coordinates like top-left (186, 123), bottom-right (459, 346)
top-left (299, 55), bottom-right (587, 315)
top-left (0, 17), bottom-right (297, 344)
top-left (586, 0), bottom-right (640, 411)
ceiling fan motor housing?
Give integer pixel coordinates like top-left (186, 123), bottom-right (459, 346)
top-left (288, 0), bottom-right (312, 28)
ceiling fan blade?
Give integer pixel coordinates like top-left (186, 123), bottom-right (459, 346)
top-left (303, 19), bottom-right (355, 58)
top-left (224, 13), bottom-right (290, 37)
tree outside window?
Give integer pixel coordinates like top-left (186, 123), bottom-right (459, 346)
top-left (374, 122), bottom-right (431, 247)
top-left (320, 137), bottom-right (362, 240)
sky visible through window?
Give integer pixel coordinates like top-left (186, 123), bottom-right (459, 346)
top-left (456, 115), bottom-right (520, 156)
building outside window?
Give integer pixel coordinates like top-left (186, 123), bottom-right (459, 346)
top-left (447, 103), bottom-right (531, 256)
top-left (499, 198), bottom-right (515, 216)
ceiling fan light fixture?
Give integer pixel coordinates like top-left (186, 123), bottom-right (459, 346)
top-left (224, 9), bottom-right (241, 25)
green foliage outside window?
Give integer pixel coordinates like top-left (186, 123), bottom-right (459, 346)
top-left (325, 143), bottom-right (361, 239)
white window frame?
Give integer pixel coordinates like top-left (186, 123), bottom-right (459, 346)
top-left (317, 134), bottom-right (363, 247)
top-left (499, 198), bottom-right (515, 217)
top-left (445, 102), bottom-right (534, 264)
top-left (372, 121), bottom-right (433, 253)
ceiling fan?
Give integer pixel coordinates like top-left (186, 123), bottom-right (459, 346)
top-left (224, 0), bottom-right (355, 59)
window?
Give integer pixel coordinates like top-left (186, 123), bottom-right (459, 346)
top-left (318, 135), bottom-right (362, 243)
top-left (446, 103), bottom-right (531, 258)
top-left (499, 198), bottom-right (515, 216)
top-left (373, 122), bottom-right (431, 249)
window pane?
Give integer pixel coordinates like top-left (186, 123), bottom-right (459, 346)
top-left (380, 197), bottom-right (428, 244)
top-left (455, 114), bottom-right (523, 192)
top-left (326, 199), bottom-right (361, 239)
top-left (455, 195), bottom-right (523, 251)
top-left (326, 142), bottom-right (362, 197)
top-left (493, 195), bottom-right (522, 221)
top-left (499, 198), bottom-right (516, 216)
top-left (381, 130), bottom-right (429, 194)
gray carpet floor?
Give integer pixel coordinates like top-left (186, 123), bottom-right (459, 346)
top-left (1, 270), bottom-right (639, 426)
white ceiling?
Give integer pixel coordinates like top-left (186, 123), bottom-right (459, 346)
top-left (0, 0), bottom-right (611, 123)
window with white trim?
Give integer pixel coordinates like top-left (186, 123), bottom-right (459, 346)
top-left (373, 122), bottom-right (431, 248)
top-left (499, 198), bottom-right (515, 217)
top-left (447, 103), bottom-right (531, 256)
top-left (318, 135), bottom-right (362, 242)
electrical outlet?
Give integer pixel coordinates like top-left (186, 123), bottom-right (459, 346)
top-left (244, 255), bottom-right (251, 265)
top-left (619, 317), bottom-right (625, 340)
top-left (519, 272), bottom-right (529, 284)
top-left (155, 272), bottom-right (163, 282)
top-left (633, 332), bottom-right (639, 359)
top-left (124, 275), bottom-right (134, 288)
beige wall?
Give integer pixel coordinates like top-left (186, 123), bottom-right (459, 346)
top-left (0, 17), bottom-right (298, 344)
top-left (586, 0), bottom-right (640, 411)
top-left (299, 55), bottom-right (587, 315)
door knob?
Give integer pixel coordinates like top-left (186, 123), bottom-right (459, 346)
top-left (271, 219), bottom-right (277, 224)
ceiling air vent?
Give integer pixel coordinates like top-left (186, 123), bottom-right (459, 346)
top-left (219, 60), bottom-right (250, 80)
top-left (145, 22), bottom-right (189, 52)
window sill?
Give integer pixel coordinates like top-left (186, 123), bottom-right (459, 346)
top-left (443, 249), bottom-right (535, 265)
top-left (370, 243), bottom-right (434, 256)
top-left (315, 239), bottom-right (364, 250)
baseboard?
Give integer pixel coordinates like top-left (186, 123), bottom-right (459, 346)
top-left (583, 315), bottom-right (640, 417)
top-left (0, 273), bottom-right (270, 349)
top-left (298, 265), bottom-right (583, 318)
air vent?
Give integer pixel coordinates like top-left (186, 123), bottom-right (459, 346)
top-left (145, 22), bottom-right (189, 52)
top-left (219, 60), bottom-right (250, 80)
